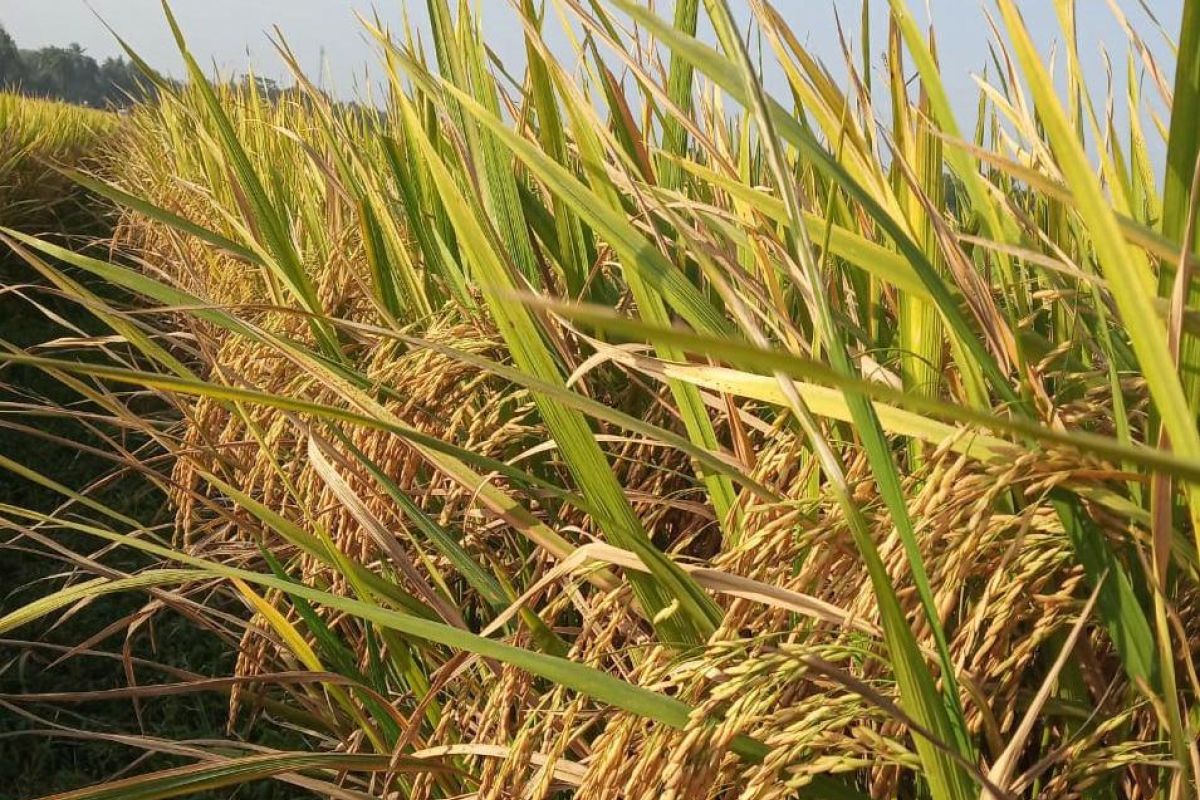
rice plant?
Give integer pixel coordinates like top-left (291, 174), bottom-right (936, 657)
top-left (0, 92), bottom-right (117, 231)
top-left (2, 0), bottom-right (1199, 797)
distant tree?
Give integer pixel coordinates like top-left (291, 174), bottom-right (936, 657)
top-left (97, 56), bottom-right (144, 105)
top-left (0, 24), bottom-right (23, 88)
top-left (24, 43), bottom-right (103, 104)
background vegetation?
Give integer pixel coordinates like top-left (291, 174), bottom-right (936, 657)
top-left (1, 1), bottom-right (1199, 798)
top-left (0, 24), bottom-right (146, 108)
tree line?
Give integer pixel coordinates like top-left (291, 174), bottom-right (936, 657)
top-left (1, 21), bottom-right (391, 125)
top-left (0, 22), bottom-right (151, 108)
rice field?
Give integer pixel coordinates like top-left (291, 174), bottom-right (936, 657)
top-left (1, 1), bottom-right (1199, 798)
top-left (0, 93), bottom-right (118, 231)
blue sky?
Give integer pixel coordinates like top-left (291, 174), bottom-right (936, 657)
top-left (0, 0), bottom-right (1182, 137)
